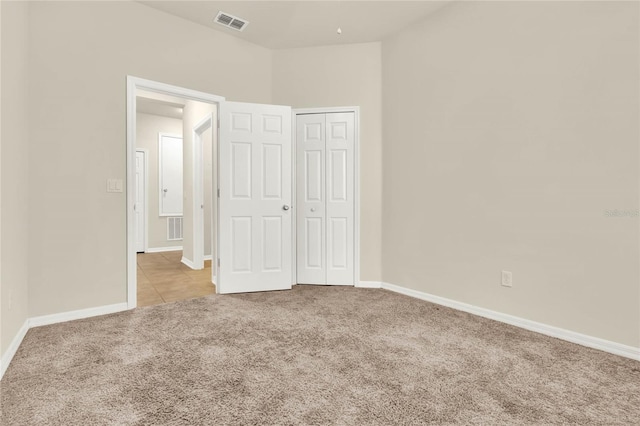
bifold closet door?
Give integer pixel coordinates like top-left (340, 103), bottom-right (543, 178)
top-left (296, 114), bottom-right (326, 284)
top-left (325, 113), bottom-right (355, 285)
top-left (296, 112), bottom-right (355, 285)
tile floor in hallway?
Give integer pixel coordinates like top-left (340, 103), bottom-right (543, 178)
top-left (137, 250), bottom-right (216, 307)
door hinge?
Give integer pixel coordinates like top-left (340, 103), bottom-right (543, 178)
top-left (217, 258), bottom-right (220, 267)
top-left (217, 188), bottom-right (220, 198)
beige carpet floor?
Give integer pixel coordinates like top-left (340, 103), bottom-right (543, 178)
top-left (1, 286), bottom-right (639, 425)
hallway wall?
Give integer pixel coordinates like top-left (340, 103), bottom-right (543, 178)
top-left (135, 112), bottom-right (184, 250)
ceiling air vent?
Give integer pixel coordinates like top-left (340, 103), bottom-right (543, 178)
top-left (214, 11), bottom-right (249, 32)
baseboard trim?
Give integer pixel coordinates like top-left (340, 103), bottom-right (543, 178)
top-left (145, 246), bottom-right (183, 253)
top-left (356, 281), bottom-right (382, 288)
top-left (381, 282), bottom-right (640, 361)
top-left (181, 257), bottom-right (195, 269)
top-left (1, 302), bottom-right (130, 380)
top-left (29, 303), bottom-right (129, 328)
top-left (203, 255), bottom-right (213, 261)
top-left (0, 319), bottom-right (30, 380)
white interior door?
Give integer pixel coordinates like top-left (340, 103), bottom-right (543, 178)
top-left (159, 134), bottom-right (183, 216)
top-left (135, 150), bottom-right (146, 252)
top-left (218, 101), bottom-right (292, 294)
top-left (296, 112), bottom-right (355, 285)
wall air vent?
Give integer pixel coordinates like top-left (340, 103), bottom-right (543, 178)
top-left (167, 217), bottom-right (183, 241)
top-left (214, 11), bottom-right (249, 32)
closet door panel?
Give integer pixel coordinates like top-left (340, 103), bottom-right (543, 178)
top-left (325, 112), bottom-right (355, 285)
top-left (296, 114), bottom-right (326, 284)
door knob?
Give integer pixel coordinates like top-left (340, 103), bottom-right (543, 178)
top-left (283, 205), bottom-right (290, 211)
top-left (310, 208), bottom-right (316, 212)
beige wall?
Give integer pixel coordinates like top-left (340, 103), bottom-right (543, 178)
top-left (272, 42), bottom-right (383, 282)
top-left (135, 112), bottom-right (183, 250)
top-left (27, 0), bottom-right (272, 317)
top-left (1, 0), bottom-right (3, 355)
top-left (1, 1), bottom-right (30, 354)
top-left (382, 1), bottom-right (640, 347)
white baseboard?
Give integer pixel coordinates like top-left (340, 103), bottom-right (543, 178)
top-left (0, 319), bottom-right (30, 380)
top-left (1, 302), bottom-right (130, 381)
top-left (356, 281), bottom-right (382, 288)
top-left (29, 303), bottom-right (129, 328)
top-left (181, 256), bottom-right (195, 269)
top-left (381, 282), bottom-right (640, 361)
top-left (145, 246), bottom-right (183, 253)
top-left (203, 255), bottom-right (213, 261)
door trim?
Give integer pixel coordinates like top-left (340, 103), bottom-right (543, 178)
top-left (192, 113), bottom-right (214, 271)
top-left (135, 148), bottom-right (149, 253)
top-left (126, 76), bottom-right (225, 309)
top-left (292, 107), bottom-right (361, 287)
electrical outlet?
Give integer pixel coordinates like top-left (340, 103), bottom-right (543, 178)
top-left (501, 270), bottom-right (513, 287)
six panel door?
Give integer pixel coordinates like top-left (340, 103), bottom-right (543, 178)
top-left (218, 101), bottom-right (293, 294)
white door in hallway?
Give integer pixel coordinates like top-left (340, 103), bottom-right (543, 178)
top-left (158, 134), bottom-right (183, 216)
top-left (218, 101), bottom-right (292, 294)
top-left (296, 112), bottom-right (355, 285)
top-left (135, 150), bottom-right (146, 253)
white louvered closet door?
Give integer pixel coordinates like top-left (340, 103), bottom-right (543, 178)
top-left (296, 112), bottom-right (355, 285)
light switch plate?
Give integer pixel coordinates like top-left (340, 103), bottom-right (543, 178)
top-left (107, 179), bottom-right (123, 193)
top-left (501, 270), bottom-right (513, 287)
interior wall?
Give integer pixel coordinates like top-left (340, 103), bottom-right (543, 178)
top-left (135, 112), bottom-right (183, 250)
top-left (181, 101), bottom-right (216, 266)
top-left (1, 0), bottom-right (30, 355)
top-left (382, 1), bottom-right (640, 347)
top-left (272, 42), bottom-right (383, 282)
top-left (27, 1), bottom-right (272, 317)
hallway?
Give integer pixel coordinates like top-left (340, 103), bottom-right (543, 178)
top-left (137, 251), bottom-right (215, 307)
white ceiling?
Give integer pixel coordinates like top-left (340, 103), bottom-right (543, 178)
top-left (138, 1), bottom-right (451, 49)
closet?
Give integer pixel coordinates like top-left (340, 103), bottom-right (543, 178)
top-left (296, 112), bottom-right (356, 285)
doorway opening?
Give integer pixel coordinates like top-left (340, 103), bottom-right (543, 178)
top-left (127, 76), bottom-right (225, 308)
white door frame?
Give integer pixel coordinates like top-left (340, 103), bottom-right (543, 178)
top-left (126, 76), bottom-right (225, 309)
top-left (292, 107), bottom-right (361, 287)
top-left (135, 148), bottom-right (149, 252)
top-left (192, 113), bottom-right (214, 271)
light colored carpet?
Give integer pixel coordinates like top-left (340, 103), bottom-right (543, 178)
top-left (1, 286), bottom-right (639, 425)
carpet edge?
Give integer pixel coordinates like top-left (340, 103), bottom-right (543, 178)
top-left (381, 281), bottom-right (640, 361)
